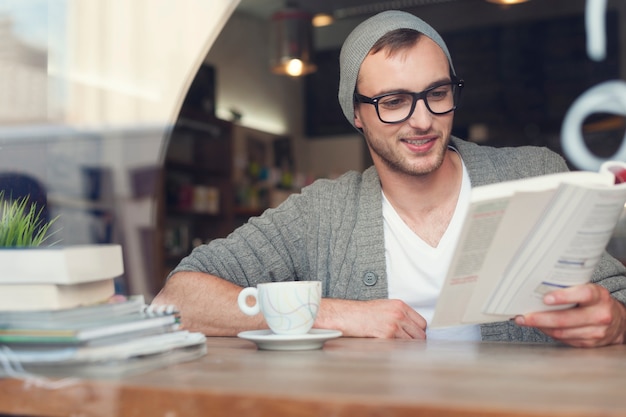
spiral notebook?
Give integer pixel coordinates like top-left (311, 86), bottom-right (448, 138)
top-left (0, 295), bottom-right (177, 327)
top-left (0, 295), bottom-right (182, 344)
top-left (0, 297), bottom-right (205, 378)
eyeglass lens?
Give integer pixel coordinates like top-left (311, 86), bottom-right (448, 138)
top-left (377, 84), bottom-right (456, 123)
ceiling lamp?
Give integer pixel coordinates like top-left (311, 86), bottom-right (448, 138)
top-left (270, 5), bottom-right (317, 77)
top-left (312, 13), bottom-right (334, 28)
top-left (485, 0), bottom-right (530, 4)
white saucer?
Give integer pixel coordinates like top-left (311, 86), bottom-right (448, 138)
top-left (237, 329), bottom-right (342, 351)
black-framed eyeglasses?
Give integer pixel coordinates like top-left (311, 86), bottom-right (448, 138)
top-left (354, 80), bottom-right (464, 124)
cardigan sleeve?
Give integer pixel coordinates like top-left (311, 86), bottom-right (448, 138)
top-left (169, 186), bottom-right (317, 288)
top-left (168, 169), bottom-right (385, 299)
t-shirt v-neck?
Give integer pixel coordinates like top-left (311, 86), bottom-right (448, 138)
top-left (383, 151), bottom-right (481, 340)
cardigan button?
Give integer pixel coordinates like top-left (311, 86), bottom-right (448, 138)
top-left (363, 271), bottom-right (377, 286)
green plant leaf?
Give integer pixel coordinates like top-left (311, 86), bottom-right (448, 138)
top-left (0, 191), bottom-right (59, 247)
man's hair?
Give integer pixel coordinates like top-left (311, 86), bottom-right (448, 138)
top-left (369, 28), bottom-right (422, 56)
top-left (338, 10), bottom-right (456, 130)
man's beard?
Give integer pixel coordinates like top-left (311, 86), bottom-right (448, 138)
top-left (363, 127), bottom-right (449, 177)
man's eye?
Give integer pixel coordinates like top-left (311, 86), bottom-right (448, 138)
top-left (379, 95), bottom-right (410, 108)
top-left (428, 88), bottom-right (450, 100)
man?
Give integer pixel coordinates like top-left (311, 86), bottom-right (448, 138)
top-left (153, 10), bottom-right (626, 347)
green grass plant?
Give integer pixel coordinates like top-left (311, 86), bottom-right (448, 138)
top-left (0, 191), bottom-right (58, 247)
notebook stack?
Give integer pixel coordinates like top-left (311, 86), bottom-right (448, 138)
top-left (0, 296), bottom-right (206, 378)
top-left (0, 245), bottom-right (206, 378)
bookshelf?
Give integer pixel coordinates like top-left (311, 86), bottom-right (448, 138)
top-left (158, 113), bottom-right (298, 289)
top-left (159, 110), bottom-right (235, 284)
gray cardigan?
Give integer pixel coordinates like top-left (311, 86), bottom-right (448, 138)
top-left (173, 137), bottom-right (626, 343)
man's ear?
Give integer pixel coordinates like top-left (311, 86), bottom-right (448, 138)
top-left (354, 108), bottom-right (363, 129)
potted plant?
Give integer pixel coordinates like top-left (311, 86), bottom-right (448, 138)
top-left (0, 191), bottom-right (58, 247)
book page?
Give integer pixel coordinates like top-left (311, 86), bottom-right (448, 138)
top-left (431, 166), bottom-right (624, 328)
top-left (430, 197), bottom-right (511, 327)
top-left (468, 170), bottom-right (612, 202)
top-left (482, 183), bottom-right (626, 316)
top-left (460, 189), bottom-right (555, 324)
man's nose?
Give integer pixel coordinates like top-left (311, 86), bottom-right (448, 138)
top-left (406, 99), bottom-right (433, 129)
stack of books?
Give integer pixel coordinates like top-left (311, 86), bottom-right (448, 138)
top-left (0, 296), bottom-right (206, 378)
top-left (0, 245), bottom-right (206, 378)
top-left (1, 244), bottom-right (125, 311)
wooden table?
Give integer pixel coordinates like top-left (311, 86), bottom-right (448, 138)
top-left (1, 336), bottom-right (626, 417)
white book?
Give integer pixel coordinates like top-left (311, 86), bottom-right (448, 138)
top-left (0, 279), bottom-right (116, 311)
top-left (431, 161), bottom-right (626, 328)
top-left (0, 244), bottom-right (124, 285)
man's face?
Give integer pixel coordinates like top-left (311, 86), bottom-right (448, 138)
top-left (354, 37), bottom-right (455, 178)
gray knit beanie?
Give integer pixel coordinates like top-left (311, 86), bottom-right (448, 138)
top-left (338, 10), bottom-right (456, 128)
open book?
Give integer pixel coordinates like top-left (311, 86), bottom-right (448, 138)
top-left (431, 160), bottom-right (626, 328)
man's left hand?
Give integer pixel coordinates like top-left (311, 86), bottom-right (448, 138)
top-left (514, 283), bottom-right (626, 348)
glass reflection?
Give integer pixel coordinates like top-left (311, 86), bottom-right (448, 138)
top-left (0, 0), bottom-right (237, 299)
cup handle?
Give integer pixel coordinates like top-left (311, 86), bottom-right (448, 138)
top-left (238, 287), bottom-right (260, 316)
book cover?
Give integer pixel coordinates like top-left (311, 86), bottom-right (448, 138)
top-left (0, 244), bottom-right (124, 285)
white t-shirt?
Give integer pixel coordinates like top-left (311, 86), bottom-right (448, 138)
top-left (383, 155), bottom-right (481, 341)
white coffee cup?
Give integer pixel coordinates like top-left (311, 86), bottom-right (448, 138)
top-left (237, 281), bottom-right (321, 335)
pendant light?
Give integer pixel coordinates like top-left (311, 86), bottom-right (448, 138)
top-left (485, 0), bottom-right (530, 4)
top-left (270, 4), bottom-right (317, 77)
